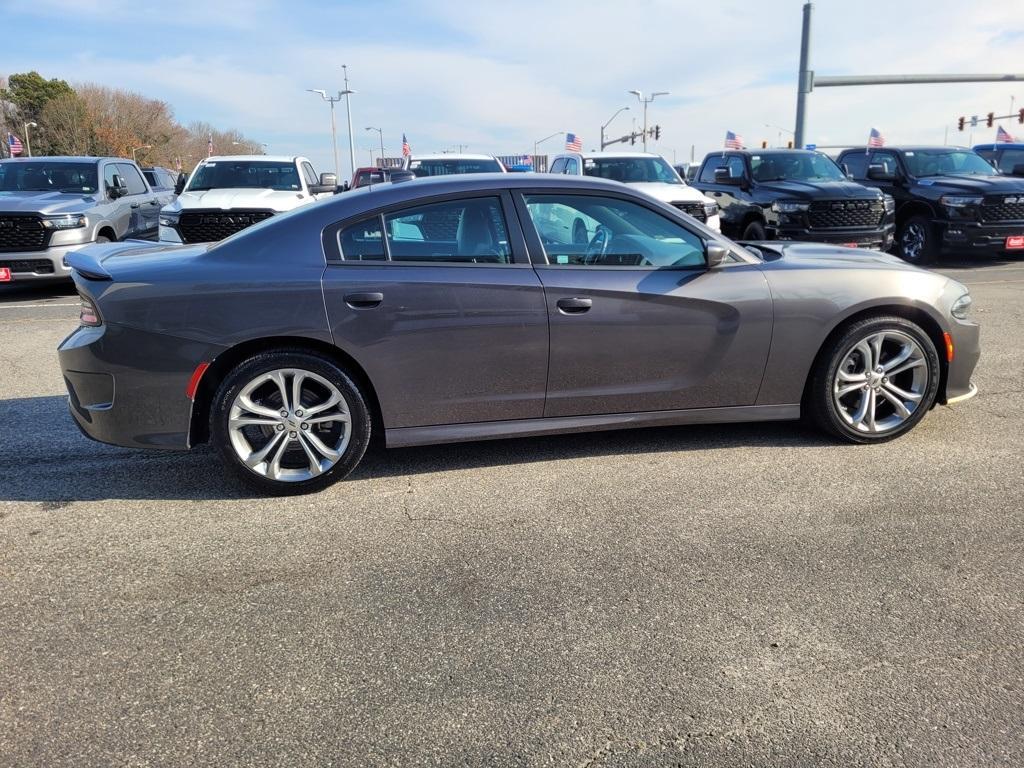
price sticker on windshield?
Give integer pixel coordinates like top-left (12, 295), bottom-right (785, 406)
top-left (0, 267), bottom-right (11, 282)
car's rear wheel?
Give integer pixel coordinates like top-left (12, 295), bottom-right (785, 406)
top-left (897, 215), bottom-right (935, 265)
top-left (807, 316), bottom-right (940, 443)
top-left (742, 220), bottom-right (766, 240)
top-left (210, 351), bottom-right (371, 494)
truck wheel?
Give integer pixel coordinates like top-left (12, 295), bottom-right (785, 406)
top-left (742, 221), bottom-right (766, 240)
top-left (897, 215), bottom-right (935, 265)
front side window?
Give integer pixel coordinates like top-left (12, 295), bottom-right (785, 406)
top-left (103, 164), bottom-right (119, 192)
top-left (0, 161), bottom-right (99, 193)
top-left (994, 148), bottom-right (1024, 174)
top-left (901, 149), bottom-right (997, 177)
top-left (117, 164), bottom-right (148, 195)
top-left (564, 157), bottom-right (579, 175)
top-left (301, 162), bottom-right (318, 187)
top-left (698, 156), bottom-right (728, 183)
top-left (840, 153), bottom-right (868, 178)
top-left (186, 160), bottom-right (302, 191)
top-left (549, 158), bottom-right (566, 174)
top-left (583, 156), bottom-right (681, 184)
top-left (524, 193), bottom-right (705, 268)
top-left (384, 197), bottom-right (511, 263)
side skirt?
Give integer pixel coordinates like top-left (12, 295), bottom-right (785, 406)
top-left (385, 404), bottom-right (801, 449)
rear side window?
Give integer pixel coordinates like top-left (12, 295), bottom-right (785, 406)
top-left (384, 197), bottom-right (511, 264)
top-left (338, 217), bottom-right (386, 261)
top-left (840, 153), bottom-right (868, 178)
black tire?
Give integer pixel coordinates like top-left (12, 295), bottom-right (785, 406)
top-left (95, 235), bottom-right (111, 244)
top-left (806, 315), bottom-right (940, 444)
top-left (210, 350), bottom-right (371, 495)
top-left (742, 220), bottom-right (767, 240)
top-left (896, 214), bottom-right (936, 265)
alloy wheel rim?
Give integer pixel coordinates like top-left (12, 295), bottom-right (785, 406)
top-left (832, 331), bottom-right (929, 434)
top-left (228, 368), bottom-right (351, 482)
top-left (901, 223), bottom-right (925, 261)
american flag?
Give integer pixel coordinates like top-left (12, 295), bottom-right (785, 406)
top-left (401, 133), bottom-right (411, 157)
top-left (7, 133), bottom-right (24, 156)
top-left (565, 133), bottom-right (583, 152)
top-left (207, 134), bottom-right (213, 157)
top-left (522, 154), bottom-right (533, 166)
top-left (997, 124), bottom-right (1015, 143)
top-left (724, 130), bottom-right (743, 149)
top-left (867, 127), bottom-right (885, 148)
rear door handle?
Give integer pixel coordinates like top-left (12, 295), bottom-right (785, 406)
top-left (556, 297), bottom-right (592, 314)
top-left (148, 200), bottom-right (159, 206)
top-left (130, 202), bottom-right (141, 209)
top-left (344, 291), bottom-right (383, 309)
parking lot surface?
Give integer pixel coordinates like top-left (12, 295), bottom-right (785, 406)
top-left (1, 258), bottom-right (1022, 767)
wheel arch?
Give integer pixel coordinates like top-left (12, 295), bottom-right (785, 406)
top-left (188, 335), bottom-right (383, 447)
top-left (95, 224), bottom-right (117, 241)
top-left (895, 200), bottom-right (936, 227)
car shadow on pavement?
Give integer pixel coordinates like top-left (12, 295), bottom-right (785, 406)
top-left (1, 394), bottom-right (834, 503)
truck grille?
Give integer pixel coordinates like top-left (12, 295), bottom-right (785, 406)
top-left (178, 209), bottom-right (275, 243)
top-left (0, 215), bottom-right (49, 253)
top-left (980, 197), bottom-right (1024, 222)
top-left (0, 258), bottom-right (54, 274)
top-left (808, 200), bottom-right (884, 229)
top-left (671, 202), bottom-right (708, 222)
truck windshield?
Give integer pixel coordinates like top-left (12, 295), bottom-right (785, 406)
top-left (583, 157), bottom-right (681, 184)
top-left (902, 149), bottom-right (997, 177)
top-left (408, 158), bottom-right (502, 177)
top-left (750, 153), bottom-right (846, 182)
top-left (0, 161), bottom-right (99, 193)
top-left (186, 161), bottom-right (302, 191)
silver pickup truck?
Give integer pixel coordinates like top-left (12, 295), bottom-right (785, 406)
top-left (0, 156), bottom-right (174, 283)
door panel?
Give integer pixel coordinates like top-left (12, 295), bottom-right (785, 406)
top-left (537, 265), bottom-right (773, 417)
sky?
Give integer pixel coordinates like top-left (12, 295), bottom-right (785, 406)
top-left (2, 0), bottom-right (1023, 179)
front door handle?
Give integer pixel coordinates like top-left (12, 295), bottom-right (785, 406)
top-left (556, 297), bottom-right (592, 314)
top-left (344, 291), bottom-right (383, 309)
top-left (130, 202), bottom-right (141, 209)
top-left (148, 199), bottom-right (159, 206)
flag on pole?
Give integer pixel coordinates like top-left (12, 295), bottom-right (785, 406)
top-left (207, 134), bottom-right (213, 157)
top-left (997, 124), bottom-right (1015, 143)
top-left (522, 154), bottom-right (533, 166)
top-left (724, 131), bottom-right (743, 149)
top-left (401, 133), bottom-right (411, 157)
top-left (867, 127), bottom-right (885, 148)
top-left (7, 133), bottom-right (24, 156)
top-left (565, 133), bottom-right (583, 152)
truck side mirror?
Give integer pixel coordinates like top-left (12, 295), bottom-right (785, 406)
top-left (174, 174), bottom-right (186, 195)
top-left (714, 167), bottom-right (745, 186)
top-left (866, 164), bottom-right (896, 182)
top-left (109, 175), bottom-right (127, 198)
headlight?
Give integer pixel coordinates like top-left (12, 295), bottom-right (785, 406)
top-left (883, 194), bottom-right (896, 213)
top-left (771, 201), bottom-right (810, 213)
top-left (703, 202), bottom-right (719, 217)
top-left (950, 293), bottom-right (972, 320)
top-left (159, 212), bottom-right (180, 227)
top-left (940, 195), bottom-right (983, 208)
top-left (41, 214), bottom-right (87, 230)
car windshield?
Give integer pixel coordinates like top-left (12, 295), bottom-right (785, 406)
top-left (583, 156), bottom-right (681, 184)
top-left (750, 153), bottom-right (846, 182)
top-left (0, 161), bottom-right (99, 193)
top-left (408, 158), bottom-right (502, 177)
top-left (902, 149), bottom-right (997, 177)
top-left (186, 161), bottom-right (302, 191)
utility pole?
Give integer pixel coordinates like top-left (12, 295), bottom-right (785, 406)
top-left (307, 89), bottom-right (342, 181)
top-left (341, 65), bottom-right (357, 183)
top-left (794, 2), bottom-right (813, 149)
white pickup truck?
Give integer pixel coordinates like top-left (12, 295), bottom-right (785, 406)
top-left (158, 155), bottom-right (336, 243)
top-left (548, 151), bottom-right (721, 231)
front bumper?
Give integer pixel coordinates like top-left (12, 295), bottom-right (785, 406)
top-left (942, 317), bottom-right (980, 404)
top-left (58, 321), bottom-right (217, 451)
top-left (939, 220), bottom-right (1024, 254)
top-left (0, 242), bottom-right (90, 282)
top-left (768, 223), bottom-right (895, 250)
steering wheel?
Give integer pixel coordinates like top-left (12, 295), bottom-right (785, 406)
top-left (584, 225), bottom-right (613, 264)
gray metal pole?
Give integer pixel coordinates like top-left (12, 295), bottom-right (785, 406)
top-left (815, 73), bottom-right (1024, 87)
top-left (794, 1), bottom-right (813, 150)
top-left (329, 98), bottom-right (339, 181)
top-left (342, 65), bottom-right (356, 182)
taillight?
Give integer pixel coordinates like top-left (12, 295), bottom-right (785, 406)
top-left (79, 294), bottom-right (101, 327)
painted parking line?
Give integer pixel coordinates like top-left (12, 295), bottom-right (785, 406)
top-left (0, 303), bottom-right (79, 309)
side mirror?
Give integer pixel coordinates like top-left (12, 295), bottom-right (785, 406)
top-left (706, 243), bottom-right (729, 267)
top-left (174, 174), bottom-right (186, 194)
top-left (866, 164), bottom-right (896, 182)
top-left (713, 167), bottom-right (744, 186)
top-left (108, 175), bottom-right (127, 198)
top-left (1011, 164), bottom-right (1024, 177)
top-left (319, 172), bottom-right (337, 187)
top-left (310, 172), bottom-right (339, 194)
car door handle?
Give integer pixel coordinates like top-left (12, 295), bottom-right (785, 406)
top-left (130, 202), bottom-right (141, 208)
top-left (147, 200), bottom-right (159, 206)
top-left (344, 292), bottom-right (383, 309)
top-left (556, 297), bottom-right (592, 314)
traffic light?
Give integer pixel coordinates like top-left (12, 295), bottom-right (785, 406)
top-left (630, 132), bottom-right (636, 145)
top-left (1019, 108), bottom-right (1024, 124)
top-left (787, 140), bottom-right (793, 149)
top-left (958, 116), bottom-right (965, 132)
top-left (761, 140), bottom-right (768, 149)
top-left (654, 125), bottom-right (661, 141)
top-left (987, 112), bottom-right (995, 128)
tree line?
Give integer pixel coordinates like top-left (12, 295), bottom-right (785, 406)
top-left (0, 71), bottom-right (263, 170)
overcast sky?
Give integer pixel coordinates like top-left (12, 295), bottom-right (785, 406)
top-left (2, 0), bottom-right (1022, 176)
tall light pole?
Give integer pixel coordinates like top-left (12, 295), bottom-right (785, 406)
top-left (628, 90), bottom-right (668, 151)
top-left (365, 127), bottom-right (384, 166)
top-left (764, 123), bottom-right (794, 148)
top-left (24, 121), bottom-right (37, 157)
top-left (341, 65), bottom-right (357, 182)
top-left (534, 131), bottom-right (563, 169)
top-left (600, 106), bottom-right (630, 150)
top-left (308, 89), bottom-right (342, 180)
top-left (131, 144), bottom-right (152, 162)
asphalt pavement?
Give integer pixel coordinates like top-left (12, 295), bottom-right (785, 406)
top-left (1, 257), bottom-right (1022, 767)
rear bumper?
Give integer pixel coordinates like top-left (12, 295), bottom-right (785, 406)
top-left (0, 242), bottom-right (85, 282)
top-left (58, 322), bottom-right (218, 451)
top-left (939, 220), bottom-right (1024, 254)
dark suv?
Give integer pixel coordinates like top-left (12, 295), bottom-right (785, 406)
top-left (837, 146), bottom-right (1024, 264)
top-left (692, 149), bottom-right (895, 249)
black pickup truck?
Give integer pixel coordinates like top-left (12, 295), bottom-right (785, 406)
top-left (837, 145), bottom-right (1024, 264)
top-left (692, 149), bottom-right (895, 250)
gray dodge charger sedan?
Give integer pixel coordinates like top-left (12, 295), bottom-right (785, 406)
top-left (58, 174), bottom-right (979, 494)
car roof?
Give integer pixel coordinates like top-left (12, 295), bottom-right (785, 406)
top-left (409, 154), bottom-right (499, 161)
top-left (718, 149), bottom-right (821, 156)
top-left (562, 151), bottom-right (661, 159)
top-left (0, 156), bottom-right (119, 163)
top-left (973, 143), bottom-right (1024, 150)
top-left (202, 155), bottom-right (300, 163)
top-left (844, 145), bottom-right (971, 153)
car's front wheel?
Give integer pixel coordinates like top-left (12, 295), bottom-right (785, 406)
top-left (210, 351), bottom-right (371, 494)
top-left (807, 316), bottom-right (940, 443)
top-left (897, 215), bottom-right (936, 265)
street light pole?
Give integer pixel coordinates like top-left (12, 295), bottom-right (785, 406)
top-left (24, 122), bottom-right (37, 157)
top-left (628, 90), bottom-right (668, 151)
top-left (764, 123), bottom-right (794, 148)
top-left (341, 65), bottom-right (357, 182)
top-left (534, 131), bottom-right (563, 168)
top-left (308, 89), bottom-right (342, 181)
top-left (600, 106), bottom-right (630, 150)
top-left (131, 144), bottom-right (152, 162)
top-left (366, 127), bottom-right (384, 166)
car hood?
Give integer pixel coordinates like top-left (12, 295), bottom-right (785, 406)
top-left (753, 179), bottom-right (882, 201)
top-left (915, 174), bottom-right (1024, 194)
top-left (169, 188), bottom-right (309, 213)
top-left (627, 182), bottom-right (712, 204)
top-left (0, 189), bottom-right (99, 215)
top-left (752, 241), bottom-right (920, 271)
